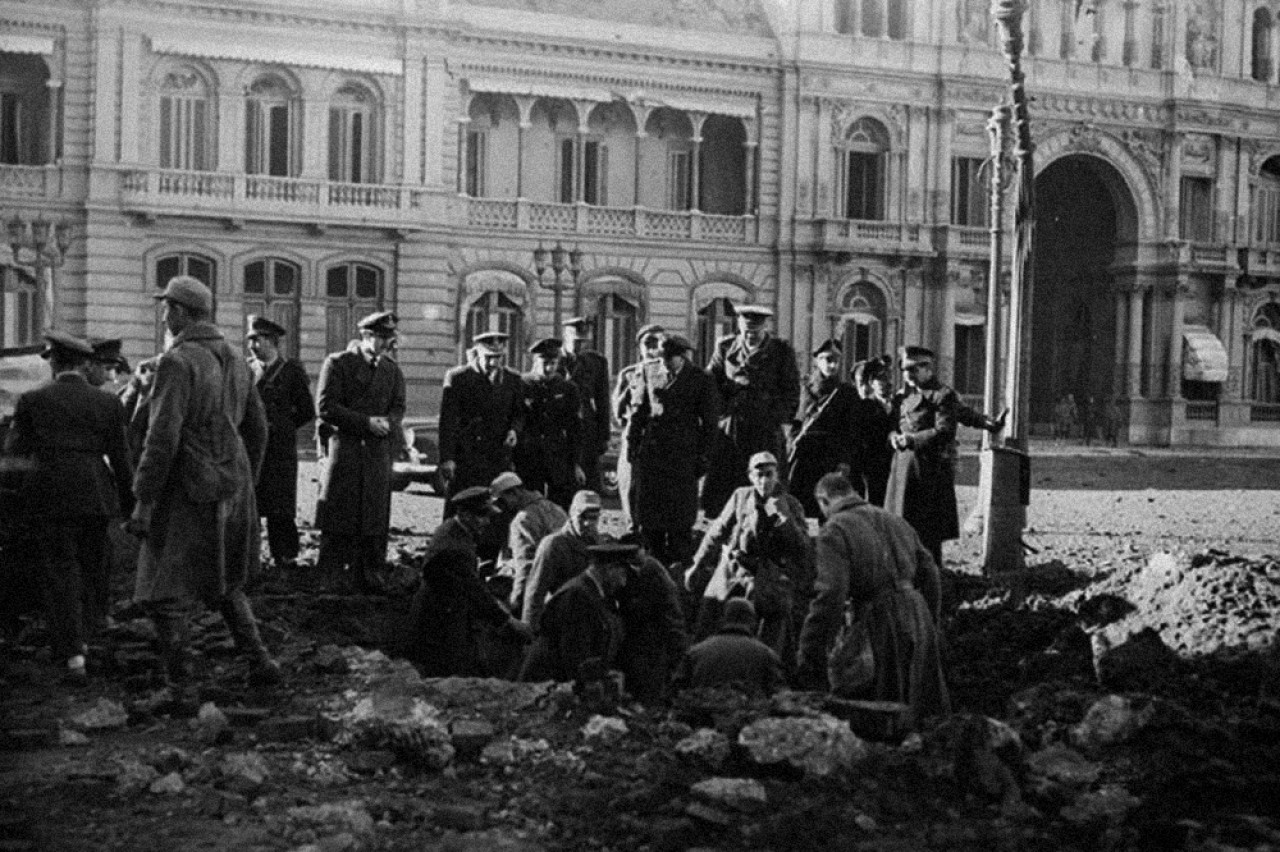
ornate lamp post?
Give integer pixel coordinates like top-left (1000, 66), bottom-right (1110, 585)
top-left (532, 241), bottom-right (583, 332)
top-left (6, 213), bottom-right (71, 332)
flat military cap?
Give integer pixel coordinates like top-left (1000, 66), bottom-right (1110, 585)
top-left (852, 355), bottom-right (892, 383)
top-left (734, 304), bottom-right (774, 319)
top-left (587, 542), bottom-right (641, 564)
top-left (449, 485), bottom-right (495, 514)
top-left (568, 489), bottom-right (603, 516)
top-left (635, 324), bottom-right (666, 343)
top-left (528, 337), bottom-right (563, 357)
top-left (489, 471), bottom-right (523, 494)
top-left (472, 330), bottom-right (509, 348)
top-left (659, 334), bottom-right (693, 358)
top-left (357, 310), bottom-right (398, 337)
top-left (812, 338), bottom-right (843, 358)
top-left (41, 329), bottom-right (94, 359)
top-left (561, 316), bottom-right (590, 328)
top-left (246, 315), bottom-right (287, 339)
top-left (748, 450), bottom-right (779, 469)
top-left (899, 345), bottom-right (936, 367)
top-left (89, 337), bottom-right (126, 366)
top-left (154, 275), bottom-right (213, 314)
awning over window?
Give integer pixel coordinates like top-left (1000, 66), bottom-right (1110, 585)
top-left (149, 34), bottom-right (402, 76)
top-left (1182, 324), bottom-right (1229, 382)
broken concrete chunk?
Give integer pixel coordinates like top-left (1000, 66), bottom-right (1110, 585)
top-left (581, 715), bottom-right (628, 743)
top-left (737, 715), bottom-right (868, 778)
top-left (1070, 695), bottom-right (1154, 750)
top-left (690, 777), bottom-right (768, 813)
top-left (674, 728), bottom-right (731, 771)
top-left (69, 698), bottom-right (129, 731)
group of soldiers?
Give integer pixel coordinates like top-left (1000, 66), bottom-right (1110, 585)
top-left (3, 276), bottom-right (1001, 720)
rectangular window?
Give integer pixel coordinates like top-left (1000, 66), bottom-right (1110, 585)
top-left (160, 96), bottom-right (208, 170)
top-left (1253, 184), bottom-right (1280, 245)
top-left (465, 129), bottom-right (487, 197)
top-left (583, 139), bottom-right (607, 206)
top-left (844, 151), bottom-right (885, 220)
top-left (1, 92), bottom-right (22, 165)
top-left (951, 157), bottom-right (989, 227)
top-left (247, 101), bottom-right (293, 176)
top-left (329, 108), bottom-right (371, 183)
top-left (558, 137), bottom-right (576, 203)
top-left (954, 323), bottom-right (985, 395)
top-left (667, 148), bottom-right (693, 210)
top-left (1180, 176), bottom-right (1214, 242)
top-left (267, 105), bottom-right (290, 177)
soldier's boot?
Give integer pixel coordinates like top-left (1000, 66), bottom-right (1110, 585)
top-left (151, 607), bottom-right (192, 687)
top-left (219, 591), bottom-right (282, 687)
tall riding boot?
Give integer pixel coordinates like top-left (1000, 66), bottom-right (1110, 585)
top-left (151, 606), bottom-right (192, 686)
top-left (219, 590), bottom-right (282, 686)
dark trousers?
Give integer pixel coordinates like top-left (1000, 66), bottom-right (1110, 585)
top-left (149, 588), bottom-right (270, 681)
top-left (641, 528), bottom-right (693, 571)
top-left (317, 533), bottom-right (386, 581)
top-left (579, 450), bottom-right (604, 496)
top-left (263, 513), bottom-right (299, 563)
top-left (38, 517), bottom-right (107, 660)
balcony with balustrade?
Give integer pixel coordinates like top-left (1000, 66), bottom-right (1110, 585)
top-left (808, 217), bottom-right (932, 257)
top-left (461, 196), bottom-right (757, 245)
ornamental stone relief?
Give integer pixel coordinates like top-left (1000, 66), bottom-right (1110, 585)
top-left (457, 0), bottom-right (771, 36)
top-left (1120, 129), bottom-right (1165, 176)
top-left (1036, 94), bottom-right (1164, 123)
top-left (1182, 133), bottom-right (1214, 167)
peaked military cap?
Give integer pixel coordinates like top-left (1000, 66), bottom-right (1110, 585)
top-left (635, 324), bottom-right (666, 343)
top-left (41, 329), bottom-right (94, 359)
top-left (899, 345), bottom-right (936, 367)
top-left (852, 355), bottom-right (892, 383)
top-left (357, 310), bottom-right (398, 337)
top-left (246, 315), bottom-right (287, 340)
top-left (449, 485), bottom-right (495, 514)
top-left (472, 330), bottom-right (509, 348)
top-left (659, 334), bottom-right (693, 358)
top-left (734, 304), bottom-right (774, 319)
top-left (528, 337), bottom-right (563, 357)
top-left (812, 338), bottom-right (843, 358)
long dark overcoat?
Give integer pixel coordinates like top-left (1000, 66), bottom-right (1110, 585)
top-left (439, 364), bottom-right (523, 498)
top-left (617, 555), bottom-right (689, 703)
top-left (133, 322), bottom-right (267, 605)
top-left (513, 373), bottom-right (581, 506)
top-left (631, 362), bottom-right (720, 533)
top-left (562, 348), bottom-right (611, 469)
top-left (520, 572), bottom-right (622, 683)
top-left (884, 380), bottom-right (960, 548)
top-left (787, 373), bottom-right (864, 518)
top-left (858, 395), bottom-right (896, 506)
top-left (703, 334), bottom-right (801, 515)
top-left (315, 349), bottom-right (405, 537)
top-left (254, 357), bottom-right (313, 516)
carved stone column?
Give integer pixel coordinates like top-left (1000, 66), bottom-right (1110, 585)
top-left (45, 79), bottom-right (61, 164)
top-left (1166, 278), bottom-right (1187, 399)
top-left (1127, 282), bottom-right (1146, 399)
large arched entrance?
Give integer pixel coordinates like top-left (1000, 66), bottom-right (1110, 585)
top-left (1030, 155), bottom-right (1137, 433)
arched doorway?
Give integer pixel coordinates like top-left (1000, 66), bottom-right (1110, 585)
top-left (1030, 155), bottom-right (1136, 432)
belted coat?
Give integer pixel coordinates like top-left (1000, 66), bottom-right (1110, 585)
top-left (562, 348), bottom-right (611, 462)
top-left (252, 356), bottom-right (313, 517)
top-left (884, 379), bottom-right (961, 548)
top-left (133, 322), bottom-right (268, 605)
top-left (315, 348), bottom-right (405, 537)
top-left (787, 373), bottom-right (864, 518)
top-left (439, 364), bottom-right (524, 497)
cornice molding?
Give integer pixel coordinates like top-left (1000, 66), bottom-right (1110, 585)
top-left (451, 31), bottom-right (777, 77)
top-left (454, 61), bottom-right (765, 101)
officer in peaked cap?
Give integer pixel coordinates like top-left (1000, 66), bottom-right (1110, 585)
top-left (702, 299), bottom-right (800, 517)
top-left (788, 336), bottom-right (864, 519)
top-left (245, 315), bottom-right (314, 571)
top-left (516, 336), bottom-right (583, 510)
top-left (449, 484), bottom-right (497, 516)
top-left (8, 328), bottom-right (134, 683)
top-left (611, 323), bottom-right (668, 530)
top-left (83, 338), bottom-right (129, 389)
top-left (558, 316), bottom-right (611, 494)
top-left (439, 326), bottom-right (524, 517)
top-left (314, 303), bottom-right (406, 592)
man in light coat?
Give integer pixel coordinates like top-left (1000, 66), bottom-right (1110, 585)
top-left (520, 489), bottom-right (601, 631)
top-left (491, 471), bottom-right (568, 612)
top-left (128, 276), bottom-right (279, 687)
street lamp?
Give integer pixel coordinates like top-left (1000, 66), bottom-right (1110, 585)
top-left (6, 212), bottom-right (71, 332)
top-left (532, 241), bottom-right (582, 332)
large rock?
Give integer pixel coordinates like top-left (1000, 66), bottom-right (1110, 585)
top-left (218, 751), bottom-right (271, 798)
top-left (737, 715), bottom-right (867, 777)
top-left (1070, 695), bottom-right (1154, 750)
top-left (341, 693), bottom-right (454, 769)
top-left (690, 777), bottom-right (768, 813)
top-left (1092, 627), bottom-right (1179, 691)
top-left (192, 702), bottom-right (230, 744)
top-left (674, 728), bottom-right (731, 771)
top-left (286, 799), bottom-right (375, 837)
top-left (1060, 785), bottom-right (1141, 826)
top-left (69, 698), bottom-right (129, 731)
top-left (581, 715), bottom-right (628, 743)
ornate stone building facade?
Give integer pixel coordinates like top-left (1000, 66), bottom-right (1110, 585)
top-left (2, 0), bottom-right (1279, 446)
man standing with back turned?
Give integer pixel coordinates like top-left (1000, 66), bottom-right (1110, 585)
top-left (129, 276), bottom-right (280, 687)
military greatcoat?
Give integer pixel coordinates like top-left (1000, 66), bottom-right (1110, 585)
top-left (561, 348), bottom-right (611, 487)
top-left (787, 372), bottom-right (864, 518)
top-left (253, 357), bottom-right (313, 516)
top-left (439, 364), bottom-right (524, 499)
top-left (514, 372), bottom-right (581, 508)
top-left (315, 348), bottom-right (406, 537)
top-left (703, 333), bottom-right (801, 515)
top-left (884, 379), bottom-right (961, 550)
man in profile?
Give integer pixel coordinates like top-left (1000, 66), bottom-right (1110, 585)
top-left (315, 311), bottom-right (405, 592)
top-left (129, 276), bottom-right (279, 686)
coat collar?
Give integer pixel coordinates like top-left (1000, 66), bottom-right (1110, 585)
top-left (826, 493), bottom-right (868, 516)
top-left (173, 321), bottom-right (224, 344)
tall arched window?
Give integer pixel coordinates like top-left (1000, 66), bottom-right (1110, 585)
top-left (834, 281), bottom-right (886, 375)
top-left (465, 291), bottom-right (524, 366)
top-left (325, 262), bottom-right (382, 354)
top-left (243, 258), bottom-right (302, 357)
top-left (838, 118), bottom-right (889, 221)
top-left (1250, 304), bottom-right (1280, 404)
top-left (697, 297), bottom-right (737, 368)
top-left (1254, 8), bottom-right (1275, 82)
top-left (158, 65), bottom-right (211, 171)
top-left (0, 265), bottom-right (38, 347)
top-left (1252, 156), bottom-right (1280, 245)
top-left (245, 74), bottom-right (298, 177)
top-left (154, 252), bottom-right (217, 346)
top-left (329, 84), bottom-right (377, 184)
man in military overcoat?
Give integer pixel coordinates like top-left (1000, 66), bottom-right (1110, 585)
top-left (439, 330), bottom-right (524, 517)
top-left (787, 338), bottom-right (865, 519)
top-left (246, 316), bottom-right (314, 570)
top-left (514, 338), bottom-right (583, 509)
top-left (560, 316), bottom-right (612, 494)
top-left (315, 310), bottom-right (406, 592)
top-left (611, 324), bottom-right (665, 530)
top-left (702, 305), bottom-right (801, 517)
top-left (5, 330), bottom-right (134, 683)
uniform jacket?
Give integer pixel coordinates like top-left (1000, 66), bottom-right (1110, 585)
top-left (408, 517), bottom-right (511, 677)
top-left (514, 372), bottom-right (581, 495)
top-left (500, 492), bottom-right (569, 610)
top-left (858, 395), bottom-right (896, 505)
top-left (5, 372), bottom-right (134, 520)
top-left (796, 493), bottom-right (949, 718)
top-left (691, 484), bottom-right (812, 604)
top-left (133, 321), bottom-right (268, 604)
top-left (629, 361), bottom-right (721, 532)
top-left (520, 571), bottom-right (622, 683)
top-left (314, 347), bottom-right (405, 536)
top-left (521, 523), bottom-right (592, 630)
top-left (439, 363), bottom-right (524, 493)
top-left (884, 379), bottom-right (960, 546)
top-left (673, 627), bottom-right (783, 695)
top-left (562, 348), bottom-right (611, 457)
top-left (787, 373), bottom-right (864, 518)
top-left (617, 555), bottom-right (689, 703)
top-left (252, 356), bottom-right (313, 516)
